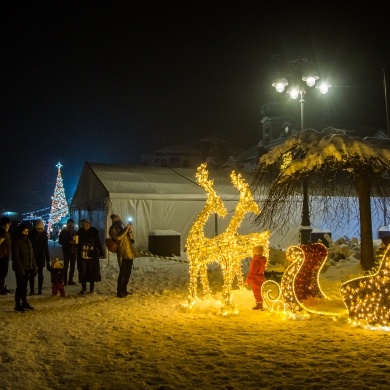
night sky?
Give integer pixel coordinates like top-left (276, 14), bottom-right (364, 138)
top-left (1, 2), bottom-right (390, 214)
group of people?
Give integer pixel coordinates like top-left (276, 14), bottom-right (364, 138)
top-left (0, 211), bottom-right (271, 312)
top-left (0, 217), bottom-right (109, 312)
top-left (0, 214), bottom-right (141, 312)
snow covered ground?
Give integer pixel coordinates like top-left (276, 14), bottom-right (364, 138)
top-left (1, 240), bottom-right (390, 390)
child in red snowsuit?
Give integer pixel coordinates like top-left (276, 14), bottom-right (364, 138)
top-left (245, 245), bottom-right (267, 310)
top-left (50, 258), bottom-right (66, 298)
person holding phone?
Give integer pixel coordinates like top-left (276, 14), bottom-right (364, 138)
top-left (109, 214), bottom-right (137, 298)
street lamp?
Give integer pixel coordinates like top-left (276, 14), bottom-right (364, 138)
top-left (271, 58), bottom-right (332, 244)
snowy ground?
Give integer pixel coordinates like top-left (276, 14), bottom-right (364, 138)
top-left (1, 240), bottom-right (390, 390)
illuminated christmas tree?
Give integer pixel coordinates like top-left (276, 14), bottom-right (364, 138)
top-left (48, 162), bottom-right (69, 235)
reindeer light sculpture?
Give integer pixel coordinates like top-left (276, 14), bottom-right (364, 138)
top-left (186, 163), bottom-right (227, 306)
top-left (186, 165), bottom-right (269, 311)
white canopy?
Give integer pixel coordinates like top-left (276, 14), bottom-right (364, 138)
top-left (71, 162), bottom-right (262, 253)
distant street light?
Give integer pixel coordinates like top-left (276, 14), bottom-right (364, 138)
top-left (271, 57), bottom-right (332, 244)
top-left (272, 57), bottom-right (332, 131)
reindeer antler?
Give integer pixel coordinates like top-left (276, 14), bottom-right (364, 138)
top-left (230, 171), bottom-right (249, 193)
top-left (196, 163), bottom-right (216, 195)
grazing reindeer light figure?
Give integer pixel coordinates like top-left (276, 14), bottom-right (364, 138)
top-left (186, 164), bottom-right (227, 306)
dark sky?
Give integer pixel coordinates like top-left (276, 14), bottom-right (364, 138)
top-left (1, 2), bottom-right (390, 214)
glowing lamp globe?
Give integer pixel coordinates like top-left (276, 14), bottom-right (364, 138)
top-left (288, 88), bottom-right (300, 100)
top-left (316, 82), bottom-right (331, 94)
top-left (272, 78), bottom-right (288, 93)
top-left (302, 73), bottom-right (319, 87)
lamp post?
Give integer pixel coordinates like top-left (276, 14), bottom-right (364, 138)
top-left (271, 58), bottom-right (331, 244)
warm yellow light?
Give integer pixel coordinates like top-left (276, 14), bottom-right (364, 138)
top-left (186, 164), bottom-right (270, 310)
top-left (341, 246), bottom-right (390, 327)
top-left (262, 243), bottom-right (339, 316)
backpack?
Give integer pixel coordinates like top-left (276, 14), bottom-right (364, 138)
top-left (105, 238), bottom-right (117, 253)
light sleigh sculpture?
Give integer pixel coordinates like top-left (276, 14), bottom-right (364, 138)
top-left (261, 243), bottom-right (335, 315)
top-left (340, 245), bottom-right (390, 328)
top-left (185, 163), bottom-right (270, 311)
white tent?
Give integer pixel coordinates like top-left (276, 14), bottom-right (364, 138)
top-left (70, 162), bottom-right (387, 257)
top-left (70, 162), bottom-right (263, 255)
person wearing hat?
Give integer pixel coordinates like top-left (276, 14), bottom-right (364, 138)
top-left (27, 220), bottom-right (50, 295)
top-left (109, 214), bottom-right (137, 298)
top-left (58, 218), bottom-right (77, 286)
top-left (77, 219), bottom-right (104, 294)
top-left (12, 223), bottom-right (37, 311)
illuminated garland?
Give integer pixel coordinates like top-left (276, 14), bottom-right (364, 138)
top-left (340, 246), bottom-right (390, 327)
top-left (262, 243), bottom-right (332, 314)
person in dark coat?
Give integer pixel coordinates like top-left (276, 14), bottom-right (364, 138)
top-left (245, 245), bottom-right (267, 310)
top-left (12, 223), bottom-right (37, 311)
top-left (58, 218), bottom-right (77, 286)
top-left (28, 219), bottom-right (50, 295)
top-left (0, 216), bottom-right (12, 295)
top-left (77, 219), bottom-right (104, 294)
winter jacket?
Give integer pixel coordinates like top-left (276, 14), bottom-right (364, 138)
top-left (28, 229), bottom-right (50, 268)
top-left (0, 230), bottom-right (11, 259)
top-left (77, 226), bottom-right (103, 283)
top-left (246, 254), bottom-right (267, 286)
top-left (12, 235), bottom-right (37, 277)
top-left (110, 221), bottom-right (137, 260)
top-left (59, 227), bottom-right (76, 255)
top-left (51, 268), bottom-right (64, 284)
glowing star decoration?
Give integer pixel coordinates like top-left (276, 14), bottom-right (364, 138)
top-left (186, 164), bottom-right (270, 311)
top-left (262, 243), bottom-right (333, 315)
top-left (340, 245), bottom-right (390, 327)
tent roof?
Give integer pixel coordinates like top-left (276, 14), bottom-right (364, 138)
top-left (71, 162), bottom-right (252, 207)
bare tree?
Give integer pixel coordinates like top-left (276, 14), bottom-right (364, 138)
top-left (251, 127), bottom-right (390, 270)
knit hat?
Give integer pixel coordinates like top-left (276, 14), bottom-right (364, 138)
top-left (382, 235), bottom-right (390, 247)
top-left (67, 218), bottom-right (74, 224)
top-left (35, 220), bottom-right (44, 229)
top-left (51, 258), bottom-right (63, 269)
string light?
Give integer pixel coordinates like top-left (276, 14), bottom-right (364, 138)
top-left (262, 243), bottom-right (340, 315)
top-left (186, 164), bottom-right (270, 310)
top-left (47, 162), bottom-right (69, 233)
top-left (340, 246), bottom-right (390, 328)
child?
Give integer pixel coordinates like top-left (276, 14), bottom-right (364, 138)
top-left (50, 258), bottom-right (66, 297)
top-left (245, 245), bottom-right (267, 310)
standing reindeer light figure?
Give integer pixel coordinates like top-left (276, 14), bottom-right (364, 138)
top-left (186, 165), bottom-right (270, 311)
top-left (186, 163), bottom-right (227, 306)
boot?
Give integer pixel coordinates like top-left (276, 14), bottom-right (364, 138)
top-left (4, 285), bottom-right (11, 293)
top-left (28, 290), bottom-right (36, 296)
top-left (37, 289), bottom-right (42, 295)
top-left (14, 304), bottom-right (26, 312)
top-left (22, 302), bottom-right (34, 310)
top-left (252, 302), bottom-right (263, 310)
